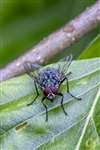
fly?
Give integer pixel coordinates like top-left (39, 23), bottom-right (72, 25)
top-left (24, 55), bottom-right (81, 121)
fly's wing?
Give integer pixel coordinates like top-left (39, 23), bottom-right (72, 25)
top-left (59, 54), bottom-right (73, 75)
top-left (0, 62), bottom-right (42, 104)
top-left (23, 62), bottom-right (42, 80)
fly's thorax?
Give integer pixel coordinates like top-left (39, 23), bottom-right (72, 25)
top-left (36, 68), bottom-right (61, 84)
top-left (35, 67), bottom-right (66, 99)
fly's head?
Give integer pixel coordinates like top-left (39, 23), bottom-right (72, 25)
top-left (43, 85), bottom-right (58, 100)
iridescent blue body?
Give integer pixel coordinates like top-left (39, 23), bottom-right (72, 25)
top-left (35, 67), bottom-right (64, 100)
top-left (24, 55), bottom-right (81, 121)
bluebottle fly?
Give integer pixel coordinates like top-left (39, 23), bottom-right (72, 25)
top-left (24, 55), bottom-right (81, 121)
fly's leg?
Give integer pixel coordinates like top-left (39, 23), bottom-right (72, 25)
top-left (41, 97), bottom-right (48, 121)
top-left (65, 77), bottom-right (82, 100)
top-left (27, 81), bottom-right (39, 106)
top-left (58, 93), bottom-right (67, 115)
top-left (24, 62), bottom-right (41, 106)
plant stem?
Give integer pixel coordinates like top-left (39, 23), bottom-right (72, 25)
top-left (0, 0), bottom-right (100, 82)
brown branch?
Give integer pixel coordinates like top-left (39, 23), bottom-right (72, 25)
top-left (0, 0), bottom-right (100, 82)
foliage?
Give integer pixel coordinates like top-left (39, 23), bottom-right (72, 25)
top-left (0, 0), bottom-right (100, 150)
top-left (0, 58), bottom-right (100, 150)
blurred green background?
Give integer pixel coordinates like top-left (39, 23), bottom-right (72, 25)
top-left (0, 0), bottom-right (99, 68)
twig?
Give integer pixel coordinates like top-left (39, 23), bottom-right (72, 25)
top-left (0, 0), bottom-right (100, 82)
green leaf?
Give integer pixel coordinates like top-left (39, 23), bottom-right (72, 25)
top-left (79, 34), bottom-right (100, 59)
top-left (0, 58), bottom-right (100, 150)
